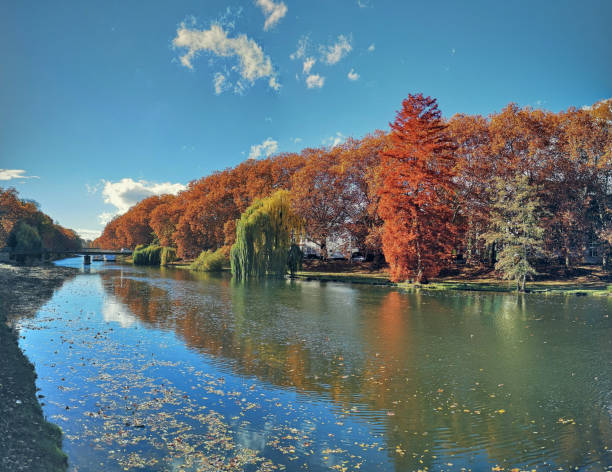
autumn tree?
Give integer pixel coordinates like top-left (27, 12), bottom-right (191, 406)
top-left (337, 132), bottom-right (388, 257)
top-left (378, 94), bottom-right (457, 283)
top-left (290, 147), bottom-right (352, 258)
top-left (95, 195), bottom-right (168, 249)
top-left (575, 101), bottom-right (612, 268)
top-left (1, 187), bottom-right (82, 252)
top-left (0, 187), bottom-right (38, 246)
top-left (484, 175), bottom-right (546, 291)
top-left (448, 114), bottom-right (493, 263)
top-left (150, 195), bottom-right (180, 247)
top-left (91, 96), bottom-right (610, 276)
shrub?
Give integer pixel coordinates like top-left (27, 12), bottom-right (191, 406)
top-left (190, 248), bottom-right (228, 272)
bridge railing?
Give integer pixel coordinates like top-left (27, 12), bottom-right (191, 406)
top-left (3, 248), bottom-right (132, 256)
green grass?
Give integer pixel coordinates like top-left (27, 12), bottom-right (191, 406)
top-left (295, 271), bottom-right (611, 296)
top-left (295, 271), bottom-right (391, 285)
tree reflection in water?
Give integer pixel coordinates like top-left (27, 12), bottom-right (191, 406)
top-left (98, 268), bottom-right (611, 471)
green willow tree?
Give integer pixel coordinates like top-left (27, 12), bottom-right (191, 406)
top-left (484, 175), bottom-right (546, 291)
top-left (230, 190), bottom-right (303, 279)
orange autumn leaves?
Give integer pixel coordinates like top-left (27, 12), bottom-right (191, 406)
top-left (0, 187), bottom-right (82, 252)
top-left (378, 94), bottom-right (457, 283)
top-left (94, 95), bottom-right (611, 282)
top-left (94, 135), bottom-right (386, 260)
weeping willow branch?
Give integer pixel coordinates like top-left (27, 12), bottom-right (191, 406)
top-left (230, 190), bottom-right (303, 279)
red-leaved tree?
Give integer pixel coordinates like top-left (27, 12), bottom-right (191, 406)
top-left (378, 94), bottom-right (457, 282)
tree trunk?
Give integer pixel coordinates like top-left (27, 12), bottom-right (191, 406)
top-left (320, 240), bottom-right (328, 260)
top-left (416, 238), bottom-right (422, 282)
top-left (488, 242), bottom-right (496, 266)
top-left (416, 269), bottom-right (428, 284)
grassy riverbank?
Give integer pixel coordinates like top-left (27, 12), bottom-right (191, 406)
top-left (0, 263), bottom-right (77, 472)
top-left (131, 257), bottom-right (612, 295)
top-left (295, 261), bottom-right (612, 295)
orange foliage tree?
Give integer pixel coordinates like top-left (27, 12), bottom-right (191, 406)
top-left (378, 94), bottom-right (457, 282)
top-left (447, 113), bottom-right (492, 263)
top-left (93, 95), bottom-right (611, 274)
top-left (1, 187), bottom-right (81, 251)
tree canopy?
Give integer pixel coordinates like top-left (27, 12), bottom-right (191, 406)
top-left (484, 175), bottom-right (546, 291)
top-left (92, 95), bottom-right (611, 283)
top-left (0, 187), bottom-right (82, 252)
top-left (378, 94), bottom-right (457, 282)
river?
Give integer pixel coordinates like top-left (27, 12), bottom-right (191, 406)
top-left (14, 258), bottom-right (611, 471)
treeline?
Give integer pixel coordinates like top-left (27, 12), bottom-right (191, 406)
top-left (0, 187), bottom-right (82, 253)
top-left (94, 131), bottom-right (386, 260)
top-left (94, 96), bottom-right (611, 282)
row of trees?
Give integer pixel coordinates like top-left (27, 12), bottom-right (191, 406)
top-left (94, 134), bottom-right (386, 260)
top-left (0, 187), bottom-right (82, 253)
top-left (94, 95), bottom-right (611, 284)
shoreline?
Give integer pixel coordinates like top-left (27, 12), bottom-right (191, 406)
top-left (0, 263), bottom-right (77, 472)
top-left (162, 259), bottom-right (612, 295)
top-left (293, 270), bottom-right (612, 296)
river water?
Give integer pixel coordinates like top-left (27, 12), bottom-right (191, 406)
top-left (15, 258), bottom-right (611, 471)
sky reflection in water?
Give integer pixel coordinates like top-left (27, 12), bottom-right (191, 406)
top-left (16, 259), bottom-right (612, 471)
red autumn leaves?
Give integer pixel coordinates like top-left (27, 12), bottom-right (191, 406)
top-left (93, 95), bottom-right (611, 282)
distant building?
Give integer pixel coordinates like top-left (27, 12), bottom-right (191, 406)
top-left (583, 241), bottom-right (604, 265)
top-left (298, 233), bottom-right (359, 259)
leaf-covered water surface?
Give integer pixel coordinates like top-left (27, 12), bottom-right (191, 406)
top-left (16, 261), bottom-right (612, 471)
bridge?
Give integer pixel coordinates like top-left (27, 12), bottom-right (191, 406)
top-left (3, 248), bottom-right (132, 264)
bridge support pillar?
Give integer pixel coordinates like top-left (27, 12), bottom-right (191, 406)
top-left (83, 255), bottom-right (91, 265)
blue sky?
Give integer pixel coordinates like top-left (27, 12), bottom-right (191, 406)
top-left (1, 0), bottom-right (610, 239)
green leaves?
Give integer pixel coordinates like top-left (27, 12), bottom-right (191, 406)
top-left (483, 175), bottom-right (547, 290)
top-left (230, 190), bottom-right (302, 279)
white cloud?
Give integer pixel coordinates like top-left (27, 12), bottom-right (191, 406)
top-left (0, 169), bottom-right (39, 180)
top-left (98, 212), bottom-right (116, 225)
top-left (347, 68), bottom-right (359, 81)
top-left (293, 137), bottom-right (302, 144)
top-left (306, 74), bottom-right (325, 89)
top-left (102, 294), bottom-right (137, 328)
top-left (99, 178), bottom-right (186, 222)
top-left (290, 35), bottom-right (309, 60)
top-left (323, 132), bottom-right (346, 148)
top-left (451, 48), bottom-right (456, 55)
top-left (213, 72), bottom-right (228, 94)
top-left (85, 182), bottom-right (102, 194)
top-left (320, 35), bottom-right (352, 65)
top-left (255, 0), bottom-right (287, 31)
top-left (367, 43), bottom-right (375, 52)
top-left (303, 57), bottom-right (316, 74)
top-left (217, 6), bottom-right (243, 31)
top-left (75, 228), bottom-right (102, 240)
top-left (249, 138), bottom-right (279, 159)
top-left (173, 23), bottom-right (280, 92)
